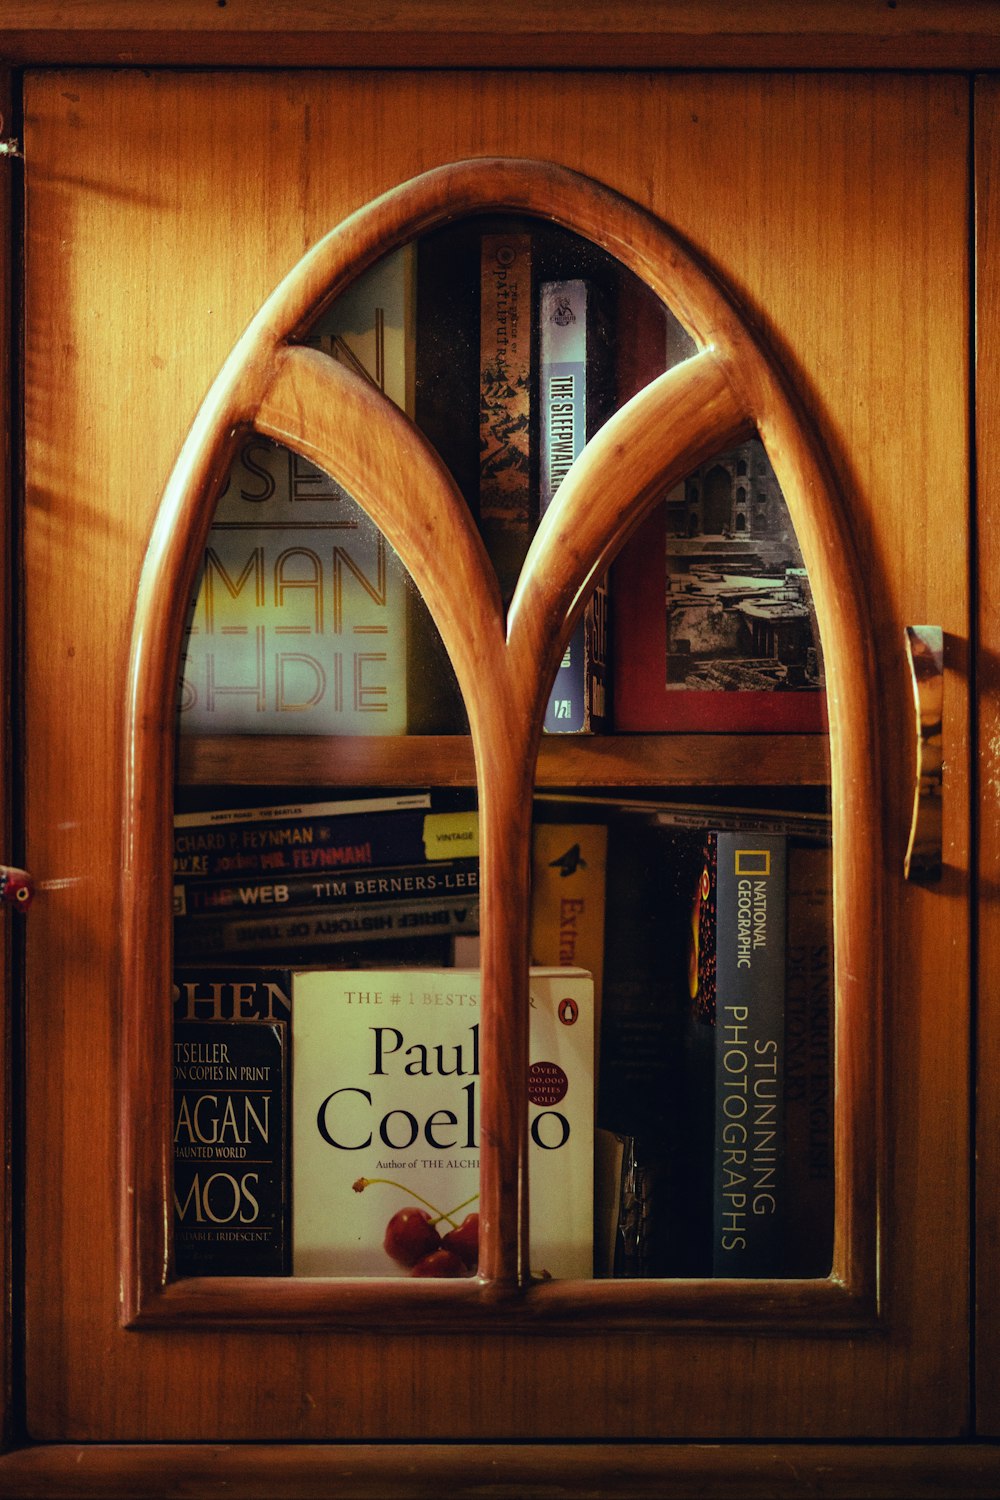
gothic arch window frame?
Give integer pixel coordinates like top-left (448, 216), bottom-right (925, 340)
top-left (120, 157), bottom-right (881, 1333)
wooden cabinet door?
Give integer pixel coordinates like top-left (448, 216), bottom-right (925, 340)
top-left (976, 75), bottom-right (1000, 1438)
top-left (18, 69), bottom-right (970, 1443)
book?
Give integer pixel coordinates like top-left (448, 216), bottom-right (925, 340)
top-left (309, 245), bottom-right (416, 413)
top-left (597, 816), bottom-right (693, 1277)
top-left (530, 818), bottom-right (613, 1271)
top-left (173, 1018), bottom-right (289, 1276)
top-left (692, 831), bottom-right (788, 1277)
top-left (177, 857), bottom-right (480, 917)
top-left (597, 816), bottom-right (685, 1146)
top-left (783, 842), bottom-right (834, 1276)
top-left (535, 788), bottom-right (831, 840)
top-left (173, 967), bottom-right (292, 1024)
top-left (539, 278), bottom-right (609, 733)
top-left (480, 232), bottom-right (533, 604)
top-left (173, 798), bottom-right (479, 900)
top-left (292, 967), bottom-right (594, 1279)
top-left (178, 249), bottom-right (414, 737)
top-left (174, 897), bottom-right (481, 960)
top-left (173, 792), bottom-right (439, 881)
top-left (612, 438), bottom-right (826, 732)
top-left (530, 820), bottom-right (608, 1050)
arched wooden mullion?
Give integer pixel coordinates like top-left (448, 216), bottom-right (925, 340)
top-left (256, 344), bottom-right (750, 1283)
top-left (122, 158), bottom-right (880, 1326)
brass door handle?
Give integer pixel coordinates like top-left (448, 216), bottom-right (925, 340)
top-left (903, 626), bottom-right (944, 882)
top-left (0, 865), bottom-right (34, 909)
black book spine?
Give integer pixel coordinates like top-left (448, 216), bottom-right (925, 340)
top-left (178, 857), bottom-right (479, 916)
top-left (173, 1018), bottom-right (289, 1276)
top-left (713, 832), bottom-right (787, 1277)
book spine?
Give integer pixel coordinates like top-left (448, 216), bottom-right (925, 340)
top-left (609, 269), bottom-right (672, 734)
top-left (530, 821), bottom-right (608, 1059)
top-left (713, 832), bottom-right (787, 1276)
top-left (540, 278), bottom-right (608, 734)
top-left (479, 233), bottom-right (533, 604)
top-left (174, 807), bottom-right (478, 882)
top-left (783, 842), bottom-right (834, 1276)
top-left (177, 857), bottom-right (479, 916)
top-left (653, 808), bottom-right (830, 839)
top-left (173, 1019), bottom-right (289, 1275)
top-left (173, 968), bottom-right (293, 1023)
top-left (597, 818), bottom-right (684, 1144)
top-left (175, 898), bottom-right (481, 957)
top-left (526, 970), bottom-right (595, 1279)
top-left (174, 791), bottom-right (429, 829)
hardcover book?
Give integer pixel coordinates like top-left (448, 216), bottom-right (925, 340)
top-left (597, 816), bottom-right (685, 1145)
top-left (783, 842), bottom-right (834, 1276)
top-left (173, 1018), bottom-right (288, 1276)
top-left (178, 859), bottom-right (479, 919)
top-left (539, 279), bottom-right (609, 733)
top-left (178, 249), bottom-right (414, 737)
top-left (292, 967), bottom-right (594, 1279)
top-left (597, 816), bottom-right (690, 1277)
top-left (173, 967), bottom-right (292, 1024)
top-left (690, 831), bottom-right (788, 1277)
top-left (480, 232), bottom-right (533, 604)
top-left (173, 792), bottom-right (436, 881)
top-left (612, 439), bottom-right (826, 732)
top-left (175, 896), bottom-right (481, 960)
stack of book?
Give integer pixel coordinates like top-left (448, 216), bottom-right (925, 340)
top-left (173, 791), bottom-right (480, 963)
top-left (171, 796), bottom-right (834, 1283)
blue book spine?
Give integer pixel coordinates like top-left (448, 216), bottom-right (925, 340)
top-left (540, 280), bottom-right (607, 734)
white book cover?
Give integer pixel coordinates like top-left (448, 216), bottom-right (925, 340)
top-left (292, 967), bottom-right (594, 1279)
top-left (178, 248), bottom-right (414, 737)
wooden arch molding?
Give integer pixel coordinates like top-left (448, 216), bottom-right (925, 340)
top-left (121, 158), bottom-right (880, 1331)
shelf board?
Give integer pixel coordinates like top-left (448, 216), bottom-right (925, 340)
top-left (175, 733), bottom-right (830, 789)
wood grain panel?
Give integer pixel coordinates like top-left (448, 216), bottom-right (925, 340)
top-left (4, 1441), bottom-right (1000, 1500)
top-left (176, 732), bottom-right (832, 789)
top-left (20, 70), bottom-right (969, 1444)
top-left (975, 77), bottom-right (1000, 1436)
top-left (4, 2), bottom-right (1000, 69)
top-left (0, 65), bottom-right (16, 1453)
top-left (121, 152), bottom-right (871, 1328)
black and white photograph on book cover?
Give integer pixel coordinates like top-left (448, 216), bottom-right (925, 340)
top-left (613, 436), bottom-right (829, 733)
top-left (663, 438), bottom-right (823, 698)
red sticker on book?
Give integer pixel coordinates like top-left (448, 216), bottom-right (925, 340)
top-left (557, 997), bottom-right (579, 1026)
top-left (528, 1061), bottom-right (568, 1107)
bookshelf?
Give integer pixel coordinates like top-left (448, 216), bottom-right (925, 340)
top-left (1, 10), bottom-right (996, 1497)
top-left (176, 733), bottom-right (832, 789)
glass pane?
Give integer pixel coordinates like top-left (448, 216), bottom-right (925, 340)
top-left (169, 212), bottom-right (835, 1290)
top-left (177, 247), bottom-right (466, 740)
top-left (532, 787), bottom-right (833, 1282)
top-left (171, 782), bottom-right (481, 1280)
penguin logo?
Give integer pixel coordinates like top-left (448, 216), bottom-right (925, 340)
top-left (549, 843), bottom-right (586, 878)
